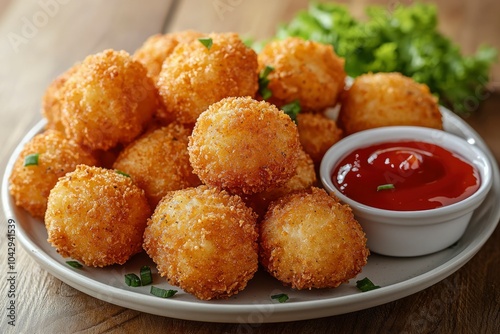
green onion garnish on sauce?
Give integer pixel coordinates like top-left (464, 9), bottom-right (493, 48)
top-left (281, 100), bottom-right (301, 123)
top-left (150, 286), bottom-right (177, 298)
top-left (377, 184), bottom-right (395, 191)
top-left (258, 65), bottom-right (274, 100)
top-left (66, 260), bottom-right (83, 269)
top-left (24, 153), bottom-right (39, 167)
top-left (198, 38), bottom-right (213, 50)
top-left (124, 273), bottom-right (141, 287)
top-left (271, 293), bottom-right (289, 303)
top-left (356, 277), bottom-right (380, 292)
top-left (140, 266), bottom-right (153, 286)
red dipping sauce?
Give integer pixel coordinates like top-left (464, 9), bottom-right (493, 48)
top-left (332, 141), bottom-right (480, 211)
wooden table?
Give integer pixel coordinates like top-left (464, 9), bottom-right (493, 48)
top-left (1, 1), bottom-right (499, 333)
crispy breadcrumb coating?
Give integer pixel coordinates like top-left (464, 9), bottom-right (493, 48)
top-left (45, 165), bottom-right (151, 267)
top-left (113, 122), bottom-right (201, 208)
top-left (157, 32), bottom-right (258, 124)
top-left (41, 64), bottom-right (79, 132)
top-left (188, 96), bottom-right (301, 194)
top-left (143, 185), bottom-right (258, 300)
top-left (338, 72), bottom-right (443, 135)
top-left (258, 37), bottom-right (346, 111)
top-left (9, 130), bottom-right (98, 218)
top-left (61, 49), bottom-right (159, 150)
top-left (243, 147), bottom-right (317, 218)
top-left (133, 30), bottom-right (203, 82)
top-left (260, 187), bottom-right (369, 290)
top-left (296, 112), bottom-right (343, 166)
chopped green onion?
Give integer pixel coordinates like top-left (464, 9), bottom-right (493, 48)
top-left (150, 286), bottom-right (177, 298)
top-left (356, 277), bottom-right (381, 292)
top-left (271, 293), bottom-right (289, 303)
top-left (66, 260), bottom-right (83, 269)
top-left (140, 266), bottom-right (153, 286)
top-left (260, 65), bottom-right (274, 79)
top-left (260, 87), bottom-right (272, 100)
top-left (115, 170), bottom-right (130, 178)
top-left (377, 184), bottom-right (395, 191)
top-left (24, 153), bottom-right (39, 167)
top-left (124, 273), bottom-right (141, 287)
top-left (281, 100), bottom-right (301, 123)
top-left (258, 65), bottom-right (274, 100)
top-left (198, 38), bottom-right (213, 50)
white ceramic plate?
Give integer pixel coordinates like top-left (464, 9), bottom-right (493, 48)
top-left (2, 108), bottom-right (500, 323)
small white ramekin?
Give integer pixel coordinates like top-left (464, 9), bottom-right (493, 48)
top-left (320, 126), bottom-right (493, 257)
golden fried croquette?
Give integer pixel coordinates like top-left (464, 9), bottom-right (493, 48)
top-left (243, 148), bottom-right (317, 218)
top-left (260, 187), bottom-right (369, 290)
top-left (113, 122), bottom-right (201, 208)
top-left (143, 185), bottom-right (258, 300)
top-left (296, 112), bottom-right (343, 166)
top-left (338, 72), bottom-right (443, 135)
top-left (258, 37), bottom-right (346, 111)
top-left (61, 49), bottom-right (159, 150)
top-left (157, 32), bottom-right (258, 124)
top-left (188, 96), bottom-right (301, 195)
top-left (9, 130), bottom-right (98, 218)
top-left (133, 30), bottom-right (203, 81)
top-left (260, 147), bottom-right (317, 199)
top-left (41, 64), bottom-right (79, 132)
top-left (45, 165), bottom-right (151, 267)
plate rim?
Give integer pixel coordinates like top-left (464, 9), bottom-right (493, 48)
top-left (3, 109), bottom-right (500, 323)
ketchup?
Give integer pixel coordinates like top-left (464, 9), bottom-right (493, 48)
top-left (332, 141), bottom-right (480, 211)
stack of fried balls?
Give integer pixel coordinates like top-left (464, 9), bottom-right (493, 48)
top-left (9, 30), bottom-right (442, 300)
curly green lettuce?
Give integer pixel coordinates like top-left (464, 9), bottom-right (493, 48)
top-left (270, 2), bottom-right (497, 115)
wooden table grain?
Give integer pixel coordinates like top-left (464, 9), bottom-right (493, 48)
top-left (1, 1), bottom-right (499, 333)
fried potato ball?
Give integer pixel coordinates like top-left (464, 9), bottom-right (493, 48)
top-left (133, 30), bottom-right (203, 82)
top-left (143, 185), bottom-right (258, 300)
top-left (113, 122), bottom-right (201, 208)
top-left (260, 187), bottom-right (369, 290)
top-left (258, 37), bottom-right (346, 111)
top-left (188, 96), bottom-right (301, 195)
top-left (45, 165), bottom-right (151, 267)
top-left (296, 112), bottom-right (343, 166)
top-left (243, 147), bottom-right (317, 218)
top-left (41, 64), bottom-right (79, 132)
top-left (61, 49), bottom-right (159, 150)
top-left (157, 32), bottom-right (258, 124)
top-left (338, 72), bottom-right (443, 135)
top-left (9, 130), bottom-right (98, 218)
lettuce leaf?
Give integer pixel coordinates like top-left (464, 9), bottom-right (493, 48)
top-left (271, 2), bottom-right (497, 115)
